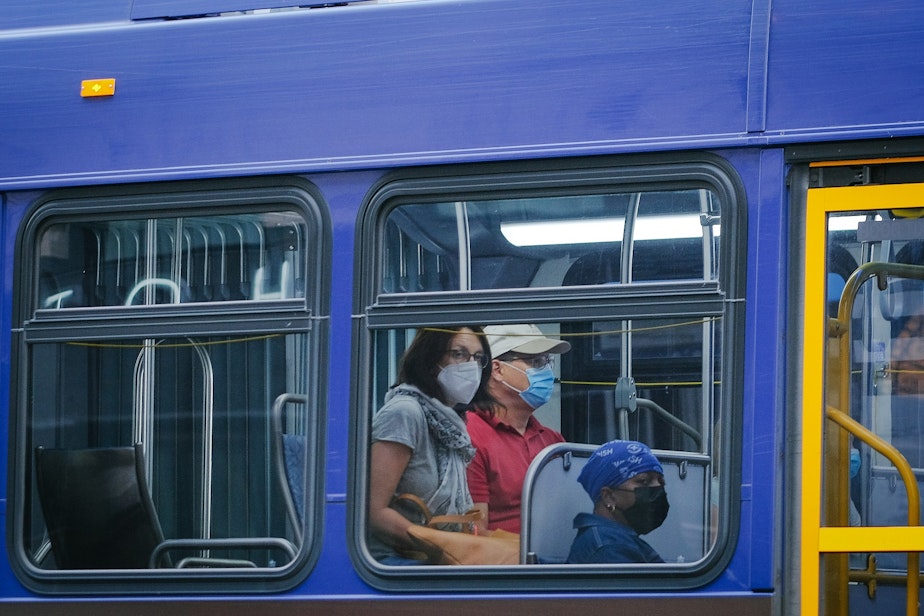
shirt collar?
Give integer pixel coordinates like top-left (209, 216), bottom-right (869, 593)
top-left (476, 408), bottom-right (542, 433)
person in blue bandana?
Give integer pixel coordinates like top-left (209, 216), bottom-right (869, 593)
top-left (567, 439), bottom-right (669, 564)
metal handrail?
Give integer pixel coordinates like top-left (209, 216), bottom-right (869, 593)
top-left (636, 398), bottom-right (703, 450)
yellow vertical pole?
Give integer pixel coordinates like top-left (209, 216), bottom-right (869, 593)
top-left (801, 190), bottom-right (827, 615)
top-left (821, 330), bottom-right (849, 616)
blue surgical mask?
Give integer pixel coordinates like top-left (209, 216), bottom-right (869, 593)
top-left (502, 362), bottom-right (555, 409)
top-left (850, 448), bottom-right (861, 478)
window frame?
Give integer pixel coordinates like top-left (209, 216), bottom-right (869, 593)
top-left (798, 172), bottom-right (924, 611)
top-left (8, 177), bottom-right (331, 594)
top-left (348, 154), bottom-right (746, 591)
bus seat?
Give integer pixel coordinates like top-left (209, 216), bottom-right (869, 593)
top-left (643, 454), bottom-right (709, 564)
top-left (520, 442), bottom-right (595, 564)
top-left (35, 444), bottom-right (168, 569)
top-left (272, 393), bottom-right (309, 547)
top-left (520, 442), bottom-right (709, 564)
top-left (35, 444), bottom-right (296, 569)
top-left (880, 239), bottom-right (924, 321)
top-left (562, 250), bottom-right (618, 287)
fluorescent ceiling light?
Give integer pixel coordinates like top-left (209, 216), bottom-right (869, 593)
top-left (828, 215), bottom-right (877, 231)
top-left (501, 218), bottom-right (623, 247)
top-left (636, 215), bottom-right (713, 241)
top-left (501, 215), bottom-right (717, 247)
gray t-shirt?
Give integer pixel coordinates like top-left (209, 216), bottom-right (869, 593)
top-left (368, 385), bottom-right (472, 561)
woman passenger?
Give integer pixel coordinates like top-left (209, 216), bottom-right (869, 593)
top-left (368, 326), bottom-right (493, 565)
top-left (567, 439), bottom-right (669, 564)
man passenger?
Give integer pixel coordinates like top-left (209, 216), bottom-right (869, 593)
top-left (466, 323), bottom-right (570, 533)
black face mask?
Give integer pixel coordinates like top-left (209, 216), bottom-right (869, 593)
top-left (619, 485), bottom-right (670, 535)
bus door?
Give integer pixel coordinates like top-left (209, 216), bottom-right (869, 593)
top-left (802, 162), bottom-right (924, 615)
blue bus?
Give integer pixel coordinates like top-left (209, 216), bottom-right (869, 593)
top-left (2, 1), bottom-right (924, 614)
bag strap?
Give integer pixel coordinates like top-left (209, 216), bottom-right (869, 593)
top-left (391, 493), bottom-right (432, 524)
top-left (429, 508), bottom-right (483, 531)
top-left (392, 493), bottom-right (483, 533)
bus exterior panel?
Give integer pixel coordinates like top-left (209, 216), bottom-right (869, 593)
top-left (2, 1), bottom-right (924, 615)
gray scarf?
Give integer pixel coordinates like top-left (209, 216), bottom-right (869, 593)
top-left (388, 384), bottom-right (475, 515)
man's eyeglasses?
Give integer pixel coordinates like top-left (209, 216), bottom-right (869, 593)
top-left (503, 353), bottom-right (553, 370)
top-left (445, 347), bottom-right (489, 368)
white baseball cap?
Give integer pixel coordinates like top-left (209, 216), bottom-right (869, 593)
top-left (484, 323), bottom-right (571, 359)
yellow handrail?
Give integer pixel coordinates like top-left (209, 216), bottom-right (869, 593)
top-left (825, 406), bottom-right (920, 616)
top-left (824, 408), bottom-right (919, 528)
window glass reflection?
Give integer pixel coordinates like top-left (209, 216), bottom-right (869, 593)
top-left (382, 189), bottom-right (720, 293)
top-left (37, 212), bottom-right (307, 308)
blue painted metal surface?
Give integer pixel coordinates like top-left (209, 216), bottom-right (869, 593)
top-left (4, 0), bottom-right (923, 189)
top-left (0, 0), bottom-right (753, 187)
top-left (1, 0), bottom-right (922, 190)
top-left (0, 1), bottom-right (131, 29)
top-left (130, 0), bottom-right (376, 21)
top-left (766, 0), bottom-right (924, 139)
top-left (0, 0), bottom-right (923, 611)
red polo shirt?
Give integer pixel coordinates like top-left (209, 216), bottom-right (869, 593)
top-left (466, 408), bottom-right (565, 533)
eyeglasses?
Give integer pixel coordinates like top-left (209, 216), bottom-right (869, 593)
top-left (504, 353), bottom-right (553, 370)
top-left (445, 347), bottom-right (489, 368)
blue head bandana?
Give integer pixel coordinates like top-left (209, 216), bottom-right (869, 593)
top-left (577, 440), bottom-right (664, 502)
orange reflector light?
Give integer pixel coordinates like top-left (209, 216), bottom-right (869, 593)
top-left (80, 79), bottom-right (116, 98)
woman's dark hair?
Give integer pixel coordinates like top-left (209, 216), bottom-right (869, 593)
top-left (397, 326), bottom-right (494, 413)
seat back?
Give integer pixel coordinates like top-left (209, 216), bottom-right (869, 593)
top-left (643, 454), bottom-right (709, 563)
top-left (520, 442), bottom-right (595, 563)
top-left (272, 393), bottom-right (308, 547)
top-left (35, 444), bottom-right (165, 569)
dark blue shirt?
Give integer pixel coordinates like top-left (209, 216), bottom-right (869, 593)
top-left (566, 512), bottom-right (664, 564)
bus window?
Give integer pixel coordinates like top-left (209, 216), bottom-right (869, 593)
top-left (824, 206), bottom-right (924, 574)
top-left (37, 212), bottom-right (307, 308)
top-left (352, 157), bottom-right (744, 590)
top-left (380, 189), bottom-right (720, 294)
top-left (11, 180), bottom-right (329, 592)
